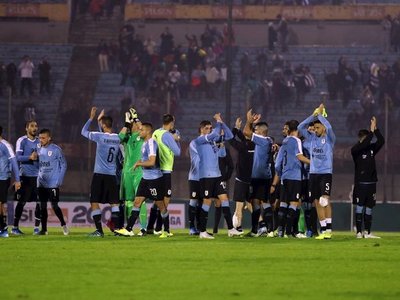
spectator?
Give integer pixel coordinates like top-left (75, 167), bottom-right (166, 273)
top-left (97, 39), bottom-right (109, 72)
top-left (38, 56), bottom-right (51, 95)
top-left (191, 64), bottom-right (205, 99)
top-left (205, 62), bottom-right (220, 99)
top-left (168, 64), bottom-right (181, 100)
top-left (256, 49), bottom-right (268, 80)
top-left (89, 0), bottom-right (104, 22)
top-left (277, 14), bottom-right (289, 52)
top-left (6, 61), bottom-right (17, 96)
top-left (382, 15), bottom-right (393, 52)
top-left (160, 27), bottom-right (174, 59)
top-left (19, 55), bottom-right (34, 97)
top-left (108, 41), bottom-right (119, 72)
top-left (268, 22), bottom-right (278, 52)
top-left (324, 69), bottom-right (338, 101)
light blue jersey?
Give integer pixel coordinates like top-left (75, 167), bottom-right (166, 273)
top-left (0, 139), bottom-right (20, 181)
top-left (275, 136), bottom-right (303, 181)
top-left (299, 115), bottom-right (335, 174)
top-left (195, 122), bottom-right (233, 179)
top-left (81, 119), bottom-right (120, 176)
top-left (188, 140), bottom-right (200, 181)
top-left (141, 138), bottom-right (163, 180)
top-left (16, 135), bottom-right (40, 177)
top-left (251, 134), bottom-right (273, 179)
top-left (37, 143), bottom-right (67, 188)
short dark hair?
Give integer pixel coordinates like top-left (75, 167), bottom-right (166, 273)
top-left (163, 114), bottom-right (175, 125)
top-left (308, 121), bottom-right (315, 127)
top-left (25, 120), bottom-right (37, 128)
top-left (100, 116), bottom-right (113, 129)
top-left (39, 128), bottom-right (51, 136)
top-left (0, 125), bottom-right (3, 136)
top-left (358, 129), bottom-right (370, 139)
top-left (141, 122), bottom-right (153, 131)
top-left (313, 120), bottom-right (322, 125)
top-left (286, 120), bottom-right (299, 133)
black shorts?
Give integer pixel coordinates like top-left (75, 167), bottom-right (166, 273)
top-left (38, 187), bottom-right (59, 203)
top-left (136, 177), bottom-right (164, 201)
top-left (309, 174), bottom-right (332, 201)
top-left (233, 179), bottom-right (251, 202)
top-left (162, 173), bottom-right (172, 198)
top-left (353, 183), bottom-right (376, 208)
top-left (15, 176), bottom-right (38, 202)
top-left (200, 177), bottom-right (227, 199)
top-left (90, 173), bottom-right (119, 204)
top-left (188, 180), bottom-right (201, 201)
top-left (280, 179), bottom-right (302, 203)
top-left (301, 179), bottom-right (311, 203)
top-left (0, 179), bottom-right (10, 203)
top-left (250, 178), bottom-right (271, 201)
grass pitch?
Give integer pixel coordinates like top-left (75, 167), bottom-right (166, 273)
top-left (1, 228), bottom-right (399, 300)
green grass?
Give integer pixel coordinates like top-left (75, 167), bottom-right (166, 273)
top-left (1, 228), bottom-right (400, 300)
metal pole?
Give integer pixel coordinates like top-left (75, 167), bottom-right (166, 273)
top-left (225, 0), bottom-right (233, 127)
top-left (167, 91), bottom-right (171, 115)
top-left (8, 87), bottom-right (12, 140)
top-left (383, 97), bottom-right (389, 203)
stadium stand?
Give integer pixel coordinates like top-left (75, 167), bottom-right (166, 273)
top-left (0, 44), bottom-right (73, 140)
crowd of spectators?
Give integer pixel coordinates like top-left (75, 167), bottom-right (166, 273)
top-left (96, 23), bottom-right (236, 122)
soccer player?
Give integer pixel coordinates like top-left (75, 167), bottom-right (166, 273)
top-left (147, 114), bottom-right (181, 234)
top-left (229, 117), bottom-right (255, 233)
top-left (301, 122), bottom-right (319, 237)
top-left (118, 108), bottom-right (147, 236)
top-left (188, 137), bottom-right (201, 235)
top-left (298, 104), bottom-right (335, 240)
top-left (115, 123), bottom-right (171, 238)
top-left (0, 126), bottom-right (21, 238)
top-left (13, 120), bottom-right (42, 235)
top-left (272, 120), bottom-right (310, 237)
top-left (195, 114), bottom-right (242, 239)
top-left (243, 109), bottom-right (274, 237)
top-left (37, 129), bottom-right (68, 235)
top-left (351, 116), bottom-right (384, 238)
top-left (81, 107), bottom-right (121, 237)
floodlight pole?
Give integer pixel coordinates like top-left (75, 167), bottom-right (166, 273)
top-left (225, 0), bottom-right (233, 128)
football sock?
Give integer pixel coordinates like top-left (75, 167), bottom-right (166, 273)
top-left (364, 207), bottom-right (373, 234)
top-left (310, 207), bottom-right (318, 234)
top-left (262, 203), bottom-right (273, 232)
top-left (326, 217), bottom-right (332, 233)
top-left (147, 205), bottom-right (158, 231)
top-left (222, 201), bottom-right (233, 230)
top-left (126, 208), bottom-right (140, 231)
top-left (111, 206), bottom-right (120, 230)
top-left (155, 210), bottom-right (163, 232)
top-left (251, 204), bottom-right (261, 234)
top-left (139, 201), bottom-right (147, 230)
top-left (199, 204), bottom-right (210, 232)
top-left (303, 202), bottom-right (312, 232)
top-left (319, 219), bottom-right (327, 233)
top-left (34, 203), bottom-right (41, 227)
top-left (40, 201), bottom-right (48, 232)
top-left (125, 200), bottom-right (133, 222)
top-left (277, 203), bottom-right (288, 234)
top-left (91, 209), bottom-right (103, 233)
top-left (293, 208), bottom-right (300, 234)
top-left (213, 206), bottom-right (222, 233)
top-left (285, 205), bottom-right (297, 235)
top-left (119, 202), bottom-right (125, 228)
top-left (355, 205), bottom-right (364, 233)
top-left (0, 214), bottom-right (5, 231)
top-left (161, 210), bottom-right (170, 233)
top-left (13, 201), bottom-right (26, 227)
top-left (188, 199), bottom-right (197, 229)
top-left (51, 202), bottom-right (66, 226)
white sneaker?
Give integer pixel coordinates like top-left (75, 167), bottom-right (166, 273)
top-left (356, 232), bottom-right (363, 239)
top-left (364, 232), bottom-right (381, 239)
top-left (232, 214), bottom-right (239, 228)
top-left (199, 231), bottom-right (214, 239)
top-left (62, 225), bottom-right (69, 236)
top-left (295, 233), bottom-right (307, 239)
top-left (153, 230), bottom-right (162, 235)
top-left (267, 231), bottom-right (275, 238)
top-left (228, 228), bottom-right (243, 237)
top-left (256, 226), bottom-right (267, 237)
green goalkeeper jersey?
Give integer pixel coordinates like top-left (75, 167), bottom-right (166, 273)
top-left (119, 131), bottom-right (144, 176)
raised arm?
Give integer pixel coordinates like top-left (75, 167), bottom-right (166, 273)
top-left (81, 107), bottom-right (97, 139)
top-left (317, 114), bottom-right (336, 144)
top-left (195, 122), bottom-right (222, 145)
top-left (371, 117), bottom-right (385, 154)
top-left (351, 132), bottom-right (373, 157)
top-left (220, 122), bottom-right (233, 141)
top-left (298, 114), bottom-right (315, 140)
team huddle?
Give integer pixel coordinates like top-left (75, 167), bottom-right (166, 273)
top-left (0, 103), bottom-right (384, 239)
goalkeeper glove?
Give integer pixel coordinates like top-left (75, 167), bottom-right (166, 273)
top-left (129, 107), bottom-right (138, 119)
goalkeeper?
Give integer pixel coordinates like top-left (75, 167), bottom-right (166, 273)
top-left (119, 108), bottom-right (147, 236)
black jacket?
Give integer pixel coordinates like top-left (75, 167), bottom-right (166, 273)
top-left (229, 128), bottom-right (255, 183)
top-left (351, 129), bottom-right (385, 183)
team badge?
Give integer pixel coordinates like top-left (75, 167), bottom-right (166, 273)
top-left (205, 190), bottom-right (209, 197)
top-left (48, 151), bottom-right (53, 156)
top-left (192, 192), bottom-right (197, 198)
top-left (362, 154), bottom-right (367, 159)
top-left (321, 138), bottom-right (326, 144)
top-left (167, 189), bottom-right (172, 196)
